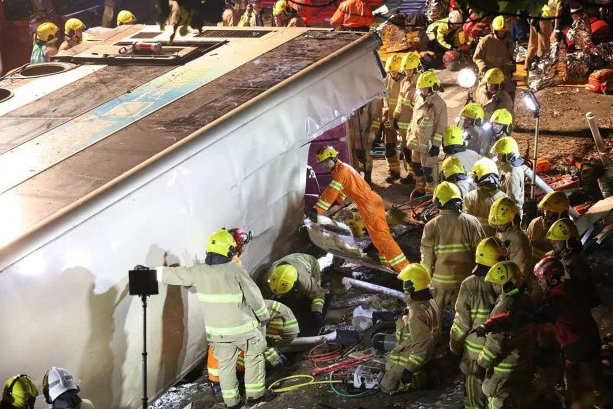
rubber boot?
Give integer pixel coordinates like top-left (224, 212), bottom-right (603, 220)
top-left (386, 172), bottom-right (401, 183)
top-left (400, 174), bottom-right (414, 185)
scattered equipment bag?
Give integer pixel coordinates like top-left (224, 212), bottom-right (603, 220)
top-left (587, 69), bottom-right (613, 94)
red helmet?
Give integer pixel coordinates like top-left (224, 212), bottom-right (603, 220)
top-left (228, 228), bottom-right (252, 255)
top-left (533, 256), bottom-right (565, 289)
top-left (443, 50), bottom-right (461, 71)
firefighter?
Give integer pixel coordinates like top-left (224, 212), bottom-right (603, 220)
top-left (525, 2), bottom-right (556, 71)
top-left (420, 182), bottom-right (484, 311)
top-left (228, 227), bottom-right (252, 265)
top-left (262, 253), bottom-right (327, 327)
top-left (476, 256), bottom-right (609, 409)
top-left (450, 237), bottom-right (505, 409)
top-left (207, 299), bottom-right (299, 394)
top-left (474, 68), bottom-right (514, 120)
top-left (489, 108), bottom-right (513, 141)
top-left (238, 0), bottom-right (265, 27)
top-left (380, 263), bottom-right (441, 395)
top-left (42, 368), bottom-right (95, 409)
top-left (464, 158), bottom-right (507, 237)
top-left (473, 16), bottom-right (516, 97)
top-left (425, 10), bottom-right (465, 65)
top-left (488, 197), bottom-right (533, 287)
top-left (546, 219), bottom-right (600, 308)
top-left (1, 375), bottom-right (38, 409)
top-left (393, 52), bottom-right (421, 184)
top-left (272, 0), bottom-right (305, 27)
top-left (475, 261), bottom-right (535, 409)
top-left (30, 22), bottom-right (59, 64)
top-left (329, 0), bottom-right (374, 31)
top-left (440, 156), bottom-right (475, 197)
top-left (407, 71), bottom-right (447, 193)
top-left (349, 102), bottom-right (380, 184)
top-left (222, 0), bottom-right (240, 26)
top-left (380, 54), bottom-right (405, 183)
top-left (442, 125), bottom-right (481, 177)
top-left (526, 191), bottom-right (569, 264)
top-left (490, 137), bottom-right (525, 211)
top-left (458, 102), bottom-right (491, 157)
top-left (157, 229), bottom-right (272, 408)
top-left (310, 147), bottom-right (409, 272)
top-left (117, 10), bottom-right (137, 26)
top-left (58, 19), bottom-right (85, 54)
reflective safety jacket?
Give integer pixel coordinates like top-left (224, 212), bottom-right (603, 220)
top-left (315, 159), bottom-right (376, 216)
top-left (526, 216), bottom-right (553, 264)
top-left (450, 274), bottom-right (497, 371)
top-left (161, 262), bottom-right (269, 342)
top-left (464, 186), bottom-right (507, 237)
top-left (499, 162), bottom-right (525, 211)
top-left (426, 18), bottom-right (453, 50)
top-left (474, 84), bottom-right (514, 120)
top-left (389, 297), bottom-right (441, 373)
top-left (265, 300), bottom-right (300, 346)
top-left (498, 226), bottom-right (533, 285)
top-left (451, 149), bottom-right (481, 179)
top-left (407, 92), bottom-right (447, 153)
top-left (477, 289), bottom-right (535, 374)
top-left (473, 33), bottom-right (516, 77)
top-left (383, 74), bottom-right (403, 125)
top-left (330, 0), bottom-right (374, 28)
top-left (393, 75), bottom-right (417, 135)
top-left (265, 253), bottom-right (325, 313)
top-left (420, 209), bottom-right (485, 289)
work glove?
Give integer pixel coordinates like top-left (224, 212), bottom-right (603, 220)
top-left (210, 382), bottom-right (221, 398)
top-left (133, 264), bottom-right (149, 271)
top-left (393, 118), bottom-right (400, 131)
top-left (400, 369), bottom-right (413, 384)
top-left (471, 324), bottom-right (488, 337)
top-left (428, 145), bottom-right (440, 157)
top-left (312, 311), bottom-right (325, 328)
top-left (308, 209), bottom-right (319, 223)
top-left (276, 350), bottom-right (289, 367)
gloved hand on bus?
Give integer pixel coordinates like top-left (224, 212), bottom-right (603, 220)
top-left (308, 209), bottom-right (319, 223)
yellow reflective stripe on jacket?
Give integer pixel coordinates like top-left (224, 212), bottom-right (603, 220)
top-left (270, 301), bottom-right (282, 317)
top-left (433, 133), bottom-right (443, 146)
top-left (316, 199), bottom-right (331, 211)
top-left (451, 323), bottom-right (466, 335)
top-left (493, 361), bottom-right (529, 373)
top-left (198, 293), bottom-right (243, 303)
top-left (253, 305), bottom-right (267, 317)
top-left (408, 354), bottom-right (424, 365)
top-left (431, 273), bottom-right (465, 284)
top-left (480, 346), bottom-right (496, 361)
top-left (339, 192), bottom-right (347, 201)
top-left (389, 253), bottom-right (408, 267)
top-left (330, 180), bottom-right (343, 191)
top-left (311, 298), bottom-right (325, 308)
top-left (222, 387), bottom-right (239, 399)
top-left (470, 308), bottom-right (491, 319)
top-left (434, 243), bottom-right (471, 254)
top-left (206, 320), bottom-right (258, 336)
top-left (208, 367), bottom-right (219, 376)
top-left (245, 382), bottom-right (266, 393)
top-left (264, 348), bottom-right (279, 362)
top-left (464, 339), bottom-right (484, 354)
top-left (397, 121), bottom-right (410, 131)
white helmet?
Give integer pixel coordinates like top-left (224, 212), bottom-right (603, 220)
top-left (449, 10), bottom-right (463, 24)
top-left (43, 367), bottom-right (79, 404)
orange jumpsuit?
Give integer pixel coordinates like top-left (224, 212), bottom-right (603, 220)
top-left (314, 160), bottom-right (409, 272)
top-left (330, 0), bottom-right (374, 29)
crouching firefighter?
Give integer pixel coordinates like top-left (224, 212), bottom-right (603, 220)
top-left (381, 263), bottom-right (441, 395)
top-left (156, 229), bottom-right (274, 409)
top-left (310, 147), bottom-right (409, 272)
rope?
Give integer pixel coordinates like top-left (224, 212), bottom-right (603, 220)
top-left (267, 374), bottom-right (342, 392)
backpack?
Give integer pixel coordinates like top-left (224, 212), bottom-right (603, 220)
top-left (587, 69), bottom-right (613, 94)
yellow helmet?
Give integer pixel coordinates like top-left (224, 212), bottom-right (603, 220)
top-left (400, 51), bottom-right (420, 71)
top-left (460, 102), bottom-right (484, 123)
top-left (485, 261), bottom-right (518, 286)
top-left (492, 15), bottom-right (510, 31)
top-left (491, 137), bottom-right (519, 156)
top-left (273, 0), bottom-right (288, 16)
top-left (441, 156), bottom-right (466, 179)
top-left (475, 237), bottom-right (507, 267)
top-left (472, 157), bottom-right (498, 181)
top-left (482, 68), bottom-right (505, 85)
top-left (35, 22), bottom-right (59, 44)
top-left (488, 196), bottom-right (520, 227)
top-left (268, 264), bottom-right (298, 295)
top-left (490, 108), bottom-right (513, 126)
top-left (206, 229), bottom-right (237, 257)
top-left (442, 125), bottom-right (465, 148)
top-left (385, 54), bottom-right (403, 73)
top-left (316, 146), bottom-right (338, 163)
top-left (117, 10), bottom-right (137, 25)
top-left (397, 263), bottom-right (431, 292)
top-left (416, 71), bottom-right (440, 90)
top-left (546, 218), bottom-right (579, 242)
top-left (65, 18), bottom-right (85, 36)
top-left (2, 375), bottom-right (38, 409)
top-left (433, 181), bottom-right (462, 207)
top-left (539, 191), bottom-right (569, 214)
